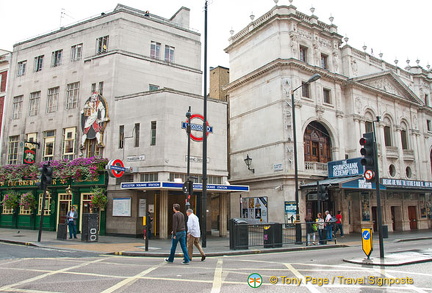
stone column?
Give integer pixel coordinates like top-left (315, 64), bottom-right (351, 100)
top-left (159, 190), bottom-right (168, 239)
top-left (219, 193), bottom-right (228, 237)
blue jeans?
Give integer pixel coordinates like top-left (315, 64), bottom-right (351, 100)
top-left (168, 231), bottom-right (190, 263)
top-left (68, 222), bottom-right (77, 238)
top-left (334, 223), bottom-right (344, 237)
top-left (326, 224), bottom-right (333, 240)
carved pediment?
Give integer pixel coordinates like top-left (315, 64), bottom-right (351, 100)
top-left (353, 71), bottom-right (421, 105)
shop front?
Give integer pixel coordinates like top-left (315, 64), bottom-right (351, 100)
top-left (106, 181), bottom-right (249, 238)
top-left (0, 168), bottom-right (108, 235)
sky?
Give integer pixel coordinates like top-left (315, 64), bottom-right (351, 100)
top-left (1, 0), bottom-right (431, 69)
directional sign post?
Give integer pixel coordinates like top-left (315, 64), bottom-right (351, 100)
top-left (361, 228), bottom-right (373, 259)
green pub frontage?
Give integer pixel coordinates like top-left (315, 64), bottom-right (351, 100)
top-left (0, 157), bottom-right (108, 235)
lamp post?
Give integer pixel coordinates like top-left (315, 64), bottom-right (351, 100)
top-left (201, 0), bottom-right (209, 248)
top-left (185, 106), bottom-right (192, 211)
top-left (291, 73), bottom-right (321, 244)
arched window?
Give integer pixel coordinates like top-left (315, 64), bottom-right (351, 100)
top-left (400, 122), bottom-right (409, 150)
top-left (303, 121), bottom-right (332, 163)
top-left (383, 117), bottom-right (392, 146)
top-left (364, 111), bottom-right (375, 133)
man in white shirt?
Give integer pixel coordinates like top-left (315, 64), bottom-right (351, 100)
top-left (186, 209), bottom-right (206, 261)
top-left (325, 210), bottom-right (333, 241)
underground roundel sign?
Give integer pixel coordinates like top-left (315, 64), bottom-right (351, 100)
top-left (181, 114), bottom-right (213, 142)
top-left (107, 159), bottom-right (126, 178)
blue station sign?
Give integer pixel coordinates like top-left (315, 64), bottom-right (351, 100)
top-left (120, 181), bottom-right (249, 192)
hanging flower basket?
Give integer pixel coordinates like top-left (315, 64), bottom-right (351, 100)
top-left (90, 187), bottom-right (108, 210)
top-left (20, 192), bottom-right (37, 210)
top-left (1, 191), bottom-right (21, 210)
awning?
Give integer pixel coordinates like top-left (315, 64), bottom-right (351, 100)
top-left (301, 176), bottom-right (361, 189)
top-left (301, 176), bottom-right (387, 191)
top-left (120, 181), bottom-right (249, 193)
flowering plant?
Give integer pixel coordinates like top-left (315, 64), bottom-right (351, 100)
top-left (0, 157), bottom-right (108, 182)
top-left (1, 191), bottom-right (21, 209)
top-left (20, 192), bottom-right (37, 210)
top-left (90, 187), bottom-right (108, 210)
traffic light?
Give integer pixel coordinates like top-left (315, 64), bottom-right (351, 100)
top-left (182, 180), bottom-right (194, 195)
top-left (44, 165), bottom-right (53, 185)
top-left (36, 164), bottom-right (53, 190)
top-left (317, 184), bottom-right (328, 201)
top-left (36, 167), bottom-right (46, 190)
top-left (360, 132), bottom-right (376, 182)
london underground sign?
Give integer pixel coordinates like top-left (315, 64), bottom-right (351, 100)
top-left (106, 159), bottom-right (132, 178)
top-left (181, 113), bottom-right (213, 142)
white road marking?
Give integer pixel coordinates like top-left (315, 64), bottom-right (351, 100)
top-left (210, 258), bottom-right (223, 293)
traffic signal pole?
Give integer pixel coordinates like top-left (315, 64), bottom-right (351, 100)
top-left (373, 117), bottom-right (385, 259)
top-left (37, 163), bottom-right (53, 242)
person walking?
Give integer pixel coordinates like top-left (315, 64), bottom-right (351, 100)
top-left (325, 210), bottom-right (333, 241)
top-left (334, 211), bottom-right (344, 238)
top-left (165, 204), bottom-right (190, 264)
top-left (305, 213), bottom-right (316, 246)
top-left (316, 213), bottom-right (325, 244)
top-left (66, 206), bottom-right (78, 239)
top-left (186, 209), bottom-right (206, 261)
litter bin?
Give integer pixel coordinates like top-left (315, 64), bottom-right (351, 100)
top-left (57, 223), bottom-right (67, 240)
top-left (263, 223), bottom-right (283, 248)
top-left (319, 228), bottom-right (327, 245)
top-left (229, 218), bottom-right (248, 250)
top-left (81, 213), bottom-right (99, 242)
top-left (381, 225), bottom-right (388, 238)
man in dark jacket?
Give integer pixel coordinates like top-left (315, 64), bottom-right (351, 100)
top-left (165, 204), bottom-right (190, 264)
top-left (67, 206), bottom-right (78, 239)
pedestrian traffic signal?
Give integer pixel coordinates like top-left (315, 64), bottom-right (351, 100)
top-left (359, 132), bottom-right (376, 182)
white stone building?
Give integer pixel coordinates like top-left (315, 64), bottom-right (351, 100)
top-left (225, 3), bottom-right (432, 233)
top-left (1, 4), bottom-right (235, 237)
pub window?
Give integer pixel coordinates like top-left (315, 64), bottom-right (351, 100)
top-left (63, 127), bottom-right (76, 160)
top-left (7, 135), bottom-right (19, 165)
top-left (38, 192), bottom-right (51, 215)
top-left (66, 82), bottom-right (80, 109)
top-left (43, 130), bottom-right (55, 161)
top-left (29, 91), bottom-right (41, 116)
top-left (47, 87), bottom-right (59, 113)
top-left (12, 95), bottom-right (23, 119)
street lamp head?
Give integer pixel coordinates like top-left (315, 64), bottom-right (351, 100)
top-left (244, 154), bottom-right (255, 173)
top-left (186, 106), bottom-right (191, 119)
top-left (307, 73), bottom-right (321, 84)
